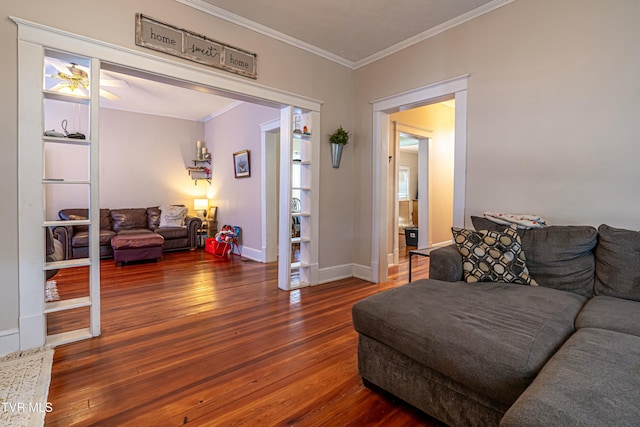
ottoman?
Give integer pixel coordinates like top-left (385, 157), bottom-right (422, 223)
top-left (111, 233), bottom-right (164, 265)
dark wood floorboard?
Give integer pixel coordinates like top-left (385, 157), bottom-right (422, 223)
top-left (45, 243), bottom-right (435, 426)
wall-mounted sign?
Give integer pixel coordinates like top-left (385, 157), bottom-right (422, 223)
top-left (135, 14), bottom-right (257, 79)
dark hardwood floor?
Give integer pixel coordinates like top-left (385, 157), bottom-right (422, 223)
top-left (46, 241), bottom-right (435, 426)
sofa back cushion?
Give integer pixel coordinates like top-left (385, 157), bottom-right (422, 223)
top-left (471, 216), bottom-right (597, 297)
top-left (595, 224), bottom-right (640, 301)
top-left (146, 205), bottom-right (187, 229)
top-left (59, 208), bottom-right (112, 231)
top-left (110, 208), bottom-right (148, 232)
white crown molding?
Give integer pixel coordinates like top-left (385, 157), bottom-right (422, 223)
top-left (202, 100), bottom-right (244, 122)
top-left (176, 0), bottom-right (354, 68)
top-left (354, 0), bottom-right (516, 69)
top-left (177, 0), bottom-right (514, 70)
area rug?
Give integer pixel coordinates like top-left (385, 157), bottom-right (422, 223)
top-left (0, 347), bottom-right (54, 427)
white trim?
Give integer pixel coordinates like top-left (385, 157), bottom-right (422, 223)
top-left (239, 246), bottom-right (263, 263)
top-left (202, 100), bottom-right (245, 122)
top-left (354, 0), bottom-right (515, 69)
top-left (0, 329), bottom-right (20, 357)
top-left (317, 264), bottom-right (353, 284)
top-left (371, 76), bottom-right (468, 283)
top-left (176, 0), bottom-right (353, 68)
top-left (260, 118), bottom-right (280, 264)
top-left (10, 17), bottom-right (323, 112)
top-left (177, 0), bottom-right (514, 70)
top-left (316, 263), bottom-right (373, 284)
top-left (352, 264), bottom-right (372, 282)
top-left (372, 74), bottom-right (470, 112)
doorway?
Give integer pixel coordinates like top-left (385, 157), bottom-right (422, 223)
top-left (371, 75), bottom-right (468, 283)
top-left (389, 123), bottom-right (432, 267)
top-left (16, 18), bottom-right (321, 349)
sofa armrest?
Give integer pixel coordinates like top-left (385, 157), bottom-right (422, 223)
top-left (184, 216), bottom-right (203, 249)
top-left (52, 225), bottom-right (73, 261)
top-left (428, 244), bottom-right (463, 282)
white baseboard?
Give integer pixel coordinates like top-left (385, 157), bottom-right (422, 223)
top-left (0, 328), bottom-right (20, 357)
top-left (239, 246), bottom-right (263, 262)
top-left (316, 263), bottom-right (373, 284)
top-left (352, 264), bottom-right (372, 282)
top-left (317, 264), bottom-right (354, 284)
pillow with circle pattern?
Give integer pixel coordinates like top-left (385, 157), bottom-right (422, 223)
top-left (452, 224), bottom-right (538, 286)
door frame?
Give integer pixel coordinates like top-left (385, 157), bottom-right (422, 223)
top-left (261, 119), bottom-right (280, 263)
top-left (390, 122), bottom-right (431, 266)
top-left (371, 74), bottom-right (469, 283)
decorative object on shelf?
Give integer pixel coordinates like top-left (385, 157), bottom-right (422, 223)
top-left (291, 197), bottom-right (301, 213)
top-left (187, 159), bottom-right (211, 185)
top-left (61, 119), bottom-right (85, 139)
top-left (329, 125), bottom-right (350, 168)
top-left (194, 198), bottom-right (208, 220)
top-left (233, 149), bottom-right (251, 178)
top-left (196, 140), bottom-right (210, 160)
top-left (293, 115), bottom-right (302, 134)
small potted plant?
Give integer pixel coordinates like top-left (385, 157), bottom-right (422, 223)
top-left (329, 125), bottom-right (350, 168)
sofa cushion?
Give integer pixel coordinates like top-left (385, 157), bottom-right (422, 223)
top-left (471, 217), bottom-right (597, 297)
top-left (594, 224), bottom-right (640, 302)
top-left (452, 225), bottom-right (537, 285)
top-left (500, 328), bottom-right (640, 427)
top-left (71, 230), bottom-right (116, 247)
top-left (111, 208), bottom-right (148, 232)
top-left (159, 205), bottom-right (188, 228)
top-left (352, 279), bottom-right (587, 406)
top-left (575, 295), bottom-right (640, 337)
top-left (154, 227), bottom-right (188, 240)
top-left (59, 208), bottom-right (112, 231)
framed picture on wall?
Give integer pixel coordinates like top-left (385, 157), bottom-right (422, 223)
top-left (233, 149), bottom-right (251, 178)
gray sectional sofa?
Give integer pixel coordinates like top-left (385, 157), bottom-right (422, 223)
top-left (352, 217), bottom-right (640, 426)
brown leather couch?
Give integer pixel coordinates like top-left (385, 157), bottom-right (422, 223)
top-left (53, 207), bottom-right (202, 259)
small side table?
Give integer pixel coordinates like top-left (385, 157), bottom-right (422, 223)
top-left (408, 248), bottom-right (434, 282)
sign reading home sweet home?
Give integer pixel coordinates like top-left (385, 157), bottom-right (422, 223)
top-left (135, 14), bottom-right (257, 79)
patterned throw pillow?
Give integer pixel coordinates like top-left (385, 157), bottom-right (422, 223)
top-left (158, 205), bottom-right (188, 228)
top-left (452, 225), bottom-right (538, 286)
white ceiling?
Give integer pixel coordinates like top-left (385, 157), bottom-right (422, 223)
top-left (99, 68), bottom-right (242, 122)
top-left (100, 0), bottom-right (511, 120)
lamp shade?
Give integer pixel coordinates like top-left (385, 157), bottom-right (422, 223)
top-left (194, 199), bottom-right (208, 211)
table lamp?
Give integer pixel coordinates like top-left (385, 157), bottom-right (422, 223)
top-left (194, 198), bottom-right (208, 220)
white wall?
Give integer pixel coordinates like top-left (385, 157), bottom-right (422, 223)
top-left (354, 0), bottom-right (640, 267)
top-left (43, 107), bottom-right (207, 219)
top-left (204, 103), bottom-right (279, 256)
top-left (99, 108), bottom-right (206, 211)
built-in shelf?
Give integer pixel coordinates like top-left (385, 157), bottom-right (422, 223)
top-left (44, 297), bottom-right (91, 314)
top-left (43, 90), bottom-right (90, 103)
top-left (44, 258), bottom-right (91, 270)
top-left (43, 136), bottom-right (91, 145)
top-left (291, 237), bottom-right (311, 244)
top-left (44, 219), bottom-right (90, 227)
top-left (46, 328), bottom-right (93, 347)
top-left (42, 179), bottom-right (91, 185)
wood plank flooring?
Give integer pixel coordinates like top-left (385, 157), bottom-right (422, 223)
top-left (46, 244), bottom-right (435, 426)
